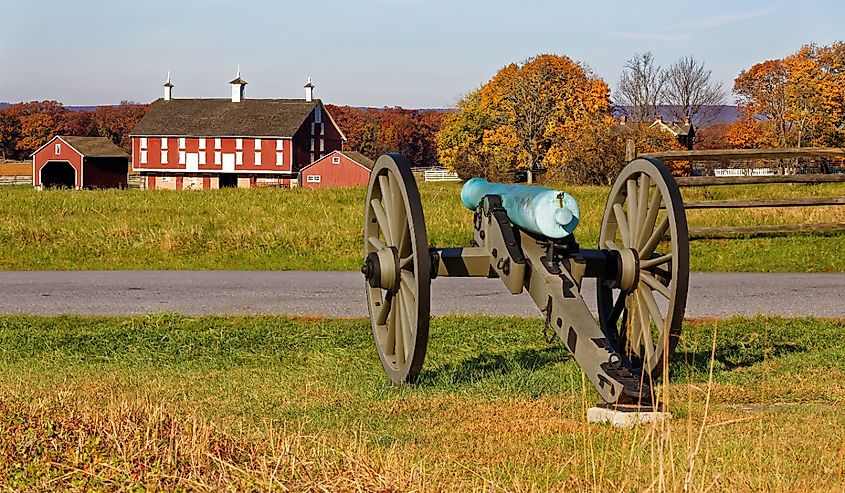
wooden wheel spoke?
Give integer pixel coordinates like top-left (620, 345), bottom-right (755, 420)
top-left (394, 292), bottom-right (405, 365)
top-left (640, 253), bottom-right (672, 270)
top-left (640, 214), bottom-right (670, 259)
top-left (605, 240), bottom-right (620, 251)
top-left (399, 255), bottom-right (413, 270)
top-left (369, 235), bottom-right (387, 252)
top-left (385, 294), bottom-right (397, 356)
top-left (387, 174), bottom-right (407, 248)
top-left (613, 203), bottom-right (632, 247)
top-left (626, 178), bottom-right (638, 244)
top-left (635, 175), bottom-right (650, 246)
top-left (641, 272), bottom-right (671, 299)
top-left (638, 285), bottom-right (666, 333)
top-left (399, 287), bottom-right (415, 358)
top-left (636, 290), bottom-right (655, 364)
top-left (400, 270), bottom-right (417, 299)
top-left (370, 198), bottom-right (393, 245)
top-left (639, 186), bottom-right (663, 251)
top-left (375, 295), bottom-right (391, 326)
top-left (628, 296), bottom-right (642, 356)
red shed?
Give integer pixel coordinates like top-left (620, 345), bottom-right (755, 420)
top-left (298, 150), bottom-right (373, 188)
top-left (32, 136), bottom-right (129, 189)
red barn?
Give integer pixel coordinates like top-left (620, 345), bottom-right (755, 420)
top-left (299, 150), bottom-right (373, 188)
top-left (130, 73), bottom-right (346, 190)
top-left (32, 136), bottom-right (129, 189)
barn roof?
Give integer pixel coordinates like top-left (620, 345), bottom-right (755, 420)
top-left (341, 151), bottom-right (374, 169)
top-left (130, 98), bottom-right (320, 137)
top-left (39, 136), bottom-right (128, 158)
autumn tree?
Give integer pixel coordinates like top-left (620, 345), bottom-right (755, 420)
top-left (662, 56), bottom-right (726, 126)
top-left (729, 42), bottom-right (845, 149)
top-left (326, 105), bottom-right (445, 167)
top-left (438, 54), bottom-right (618, 184)
top-left (616, 52), bottom-right (665, 122)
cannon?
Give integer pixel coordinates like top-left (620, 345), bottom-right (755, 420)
top-left (360, 154), bottom-right (689, 406)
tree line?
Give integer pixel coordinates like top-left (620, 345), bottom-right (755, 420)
top-left (0, 101), bottom-right (148, 161)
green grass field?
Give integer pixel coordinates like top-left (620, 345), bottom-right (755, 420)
top-left (1, 314), bottom-right (843, 491)
top-left (3, 182), bottom-right (845, 271)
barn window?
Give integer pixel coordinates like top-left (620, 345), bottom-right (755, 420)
top-left (235, 152), bottom-right (243, 165)
top-left (310, 138), bottom-right (315, 151)
top-left (215, 138), bottom-right (221, 149)
top-left (310, 152), bottom-right (315, 163)
top-left (199, 152), bottom-right (206, 165)
top-left (179, 151), bottom-right (186, 164)
top-left (140, 138), bottom-right (147, 149)
top-left (276, 152), bottom-right (283, 166)
top-left (276, 140), bottom-right (284, 151)
top-left (161, 138), bottom-right (168, 149)
top-left (161, 151), bottom-right (168, 164)
top-left (332, 156), bottom-right (340, 164)
top-left (236, 138), bottom-right (243, 150)
top-left (54, 143), bottom-right (61, 155)
top-left (321, 123), bottom-right (325, 135)
top-left (199, 138), bottom-right (206, 150)
top-left (319, 139), bottom-right (324, 152)
top-left (306, 175), bottom-right (321, 183)
top-left (140, 151), bottom-right (148, 164)
top-left (254, 139), bottom-right (261, 150)
top-left (314, 106), bottom-right (322, 124)
top-left (179, 138), bottom-right (186, 149)
top-left (255, 152), bottom-right (262, 165)
top-left (215, 152), bottom-right (222, 165)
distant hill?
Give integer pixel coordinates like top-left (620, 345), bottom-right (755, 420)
top-left (616, 105), bottom-right (739, 125)
top-left (0, 102), bottom-right (9, 110)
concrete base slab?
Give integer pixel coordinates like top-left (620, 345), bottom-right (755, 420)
top-left (587, 406), bottom-right (672, 429)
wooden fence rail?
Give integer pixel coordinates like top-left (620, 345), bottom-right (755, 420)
top-left (0, 176), bottom-right (31, 186)
top-left (634, 145), bottom-right (845, 240)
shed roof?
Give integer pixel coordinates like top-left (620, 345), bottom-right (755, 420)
top-left (60, 136), bottom-right (129, 157)
top-left (130, 98), bottom-right (320, 137)
top-left (341, 151), bottom-right (374, 169)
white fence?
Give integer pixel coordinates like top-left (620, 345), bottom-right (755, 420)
top-left (0, 176), bottom-right (31, 186)
top-left (422, 167), bottom-right (460, 182)
top-left (713, 168), bottom-right (797, 177)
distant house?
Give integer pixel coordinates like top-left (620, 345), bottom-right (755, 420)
top-left (32, 136), bottom-right (129, 189)
top-left (299, 150), bottom-right (373, 188)
top-left (617, 115), bottom-right (695, 150)
top-left (130, 72), bottom-right (346, 190)
top-left (649, 115), bottom-right (694, 149)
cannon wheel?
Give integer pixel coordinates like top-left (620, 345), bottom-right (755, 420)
top-left (362, 153), bottom-right (431, 384)
top-left (597, 158), bottom-right (689, 377)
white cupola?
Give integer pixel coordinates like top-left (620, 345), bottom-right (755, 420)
top-left (304, 77), bottom-right (315, 102)
top-left (163, 72), bottom-right (174, 101)
top-left (229, 66), bottom-right (248, 103)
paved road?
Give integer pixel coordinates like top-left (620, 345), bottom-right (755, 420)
top-left (0, 271), bottom-right (842, 318)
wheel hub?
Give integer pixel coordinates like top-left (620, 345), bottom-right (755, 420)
top-left (362, 247), bottom-right (399, 290)
top-left (617, 247), bottom-right (640, 291)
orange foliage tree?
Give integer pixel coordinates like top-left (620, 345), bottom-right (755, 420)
top-left (437, 54), bottom-right (624, 184)
top-left (729, 42), bottom-right (845, 148)
top-left (326, 105), bottom-right (445, 168)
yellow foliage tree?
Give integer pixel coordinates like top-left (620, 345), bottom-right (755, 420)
top-left (729, 42), bottom-right (845, 149)
top-left (438, 54), bottom-right (619, 184)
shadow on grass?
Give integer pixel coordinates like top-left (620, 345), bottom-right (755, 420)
top-left (670, 341), bottom-right (804, 379)
top-left (419, 345), bottom-right (572, 386)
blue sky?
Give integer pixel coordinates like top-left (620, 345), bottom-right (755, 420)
top-left (0, 0), bottom-right (842, 107)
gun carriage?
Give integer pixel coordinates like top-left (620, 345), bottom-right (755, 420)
top-left (360, 154), bottom-right (689, 406)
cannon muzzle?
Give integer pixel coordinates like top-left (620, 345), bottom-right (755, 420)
top-left (460, 178), bottom-right (580, 238)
